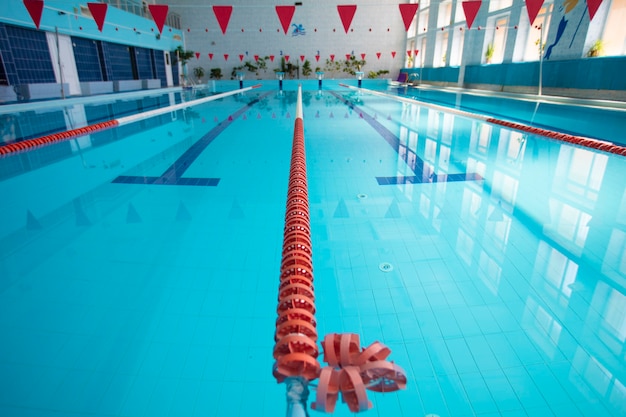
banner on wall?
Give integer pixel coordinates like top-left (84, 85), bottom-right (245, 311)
top-left (87, 2), bottom-right (108, 32)
top-left (213, 5), bottom-right (233, 34)
top-left (276, 5), bottom-right (296, 34)
top-left (23, 0), bottom-right (44, 29)
top-left (148, 4), bottom-right (169, 34)
top-left (337, 5), bottom-right (357, 33)
top-left (462, 1), bottom-right (482, 29)
top-left (398, 3), bottom-right (419, 31)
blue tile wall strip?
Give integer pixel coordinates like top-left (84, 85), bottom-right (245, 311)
top-left (2, 24), bottom-right (55, 85)
top-left (112, 93), bottom-right (270, 186)
top-left (331, 91), bottom-right (482, 186)
top-left (72, 37), bottom-right (104, 82)
top-left (103, 42), bottom-right (134, 81)
top-left (134, 46), bottom-right (153, 79)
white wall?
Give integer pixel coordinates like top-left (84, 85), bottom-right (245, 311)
top-left (167, 0), bottom-right (409, 80)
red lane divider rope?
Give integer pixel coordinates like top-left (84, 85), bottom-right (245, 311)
top-left (0, 120), bottom-right (119, 156)
top-left (485, 118), bottom-right (626, 156)
top-left (273, 88), bottom-right (320, 384)
top-left (275, 86), bottom-right (407, 416)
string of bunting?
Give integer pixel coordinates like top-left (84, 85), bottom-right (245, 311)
top-left (22, 0), bottom-right (606, 36)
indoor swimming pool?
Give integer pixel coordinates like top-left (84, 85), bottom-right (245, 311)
top-left (1, 83), bottom-right (626, 417)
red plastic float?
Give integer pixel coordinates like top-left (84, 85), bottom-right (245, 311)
top-left (0, 119), bottom-right (119, 157)
top-left (485, 117), bottom-right (626, 156)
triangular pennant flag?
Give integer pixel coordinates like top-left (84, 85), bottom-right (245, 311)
top-left (88, 2), bottom-right (108, 32)
top-left (334, 198), bottom-right (349, 218)
top-left (300, 55), bottom-right (305, 62)
top-left (285, 55), bottom-right (290, 62)
top-left (209, 53), bottom-right (214, 60)
top-left (361, 53), bottom-right (366, 60)
top-left (213, 5), bottom-right (233, 34)
top-left (345, 53), bottom-right (351, 60)
top-left (462, 1), bottom-right (482, 29)
top-left (414, 49), bottom-right (419, 56)
top-left (385, 200), bottom-right (401, 218)
top-left (275, 5), bottom-right (296, 34)
top-left (524, 0), bottom-right (544, 26)
top-left (337, 5), bottom-right (357, 33)
top-left (587, 0), bottom-right (603, 21)
top-left (195, 52), bottom-right (200, 59)
top-left (176, 201), bottom-right (192, 221)
top-left (315, 55), bottom-right (320, 61)
top-left (224, 54), bottom-right (229, 60)
top-left (330, 54), bottom-right (335, 61)
top-left (126, 203), bottom-right (141, 223)
top-left (391, 51), bottom-right (396, 58)
top-left (26, 209), bottom-right (42, 230)
top-left (398, 3), bottom-right (419, 31)
top-left (376, 52), bottom-right (381, 59)
top-left (239, 54), bottom-right (244, 61)
top-left (148, 4), bottom-right (168, 34)
top-left (407, 50), bottom-right (412, 57)
top-left (269, 55), bottom-right (275, 61)
top-left (254, 54), bottom-right (259, 61)
top-left (23, 0), bottom-right (44, 29)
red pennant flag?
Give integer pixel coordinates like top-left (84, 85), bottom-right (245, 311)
top-left (213, 5), bottom-right (233, 34)
top-left (148, 4), bottom-right (168, 34)
top-left (88, 3), bottom-right (108, 32)
top-left (337, 5), bottom-right (357, 33)
top-left (269, 55), bottom-right (275, 62)
top-left (398, 3), bottom-right (419, 31)
top-left (254, 54), bottom-right (259, 61)
top-left (330, 54), bottom-right (335, 62)
top-left (300, 55), bottom-right (305, 62)
top-left (376, 52), bottom-right (381, 59)
top-left (462, 1), bottom-right (482, 29)
top-left (285, 55), bottom-right (290, 62)
top-left (415, 49), bottom-right (419, 56)
top-left (315, 55), bottom-right (320, 62)
top-left (524, 0), bottom-right (544, 26)
top-left (361, 53), bottom-right (366, 60)
top-left (224, 54), bottom-right (229, 61)
top-left (23, 0), bottom-right (44, 29)
top-left (275, 5), bottom-right (296, 34)
top-left (209, 53), bottom-right (214, 60)
top-left (407, 50), bottom-right (412, 57)
top-left (195, 52), bottom-right (200, 59)
top-left (391, 51), bottom-right (396, 58)
top-left (239, 54), bottom-right (244, 61)
top-left (587, 0), bottom-right (603, 21)
top-left (345, 53), bottom-right (351, 60)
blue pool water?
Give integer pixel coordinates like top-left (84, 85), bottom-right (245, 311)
top-left (1, 83), bottom-right (626, 417)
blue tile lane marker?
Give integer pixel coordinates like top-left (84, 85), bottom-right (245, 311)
top-left (112, 93), bottom-right (271, 187)
top-left (330, 92), bottom-right (483, 186)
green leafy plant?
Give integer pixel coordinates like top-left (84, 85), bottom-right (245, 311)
top-left (485, 43), bottom-right (494, 63)
top-left (302, 60), bottom-right (312, 77)
top-left (366, 70), bottom-right (390, 79)
top-left (209, 68), bottom-right (222, 80)
top-left (173, 45), bottom-right (194, 66)
top-left (193, 66), bottom-right (205, 82)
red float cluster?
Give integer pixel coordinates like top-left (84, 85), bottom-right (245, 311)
top-left (0, 120), bottom-right (119, 157)
top-left (312, 333), bottom-right (407, 413)
top-left (486, 118), bottom-right (626, 156)
top-left (273, 115), bottom-right (321, 383)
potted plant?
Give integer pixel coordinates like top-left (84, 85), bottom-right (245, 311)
top-left (485, 44), bottom-right (494, 64)
top-left (209, 68), bottom-right (223, 80)
top-left (193, 66), bottom-right (205, 83)
top-left (587, 40), bottom-right (604, 57)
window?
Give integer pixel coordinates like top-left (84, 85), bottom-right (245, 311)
top-left (484, 15), bottom-right (509, 63)
top-left (435, 31), bottom-right (449, 67)
top-left (450, 26), bottom-right (465, 65)
top-left (602, 0), bottom-right (626, 55)
top-left (513, 3), bottom-right (553, 62)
